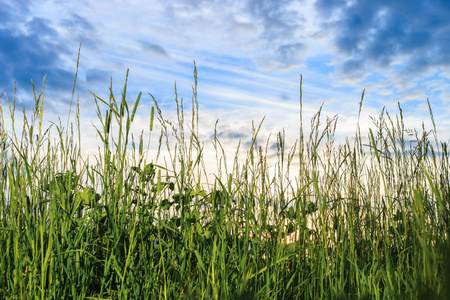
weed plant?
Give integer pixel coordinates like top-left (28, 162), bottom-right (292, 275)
top-left (1, 54), bottom-right (450, 299)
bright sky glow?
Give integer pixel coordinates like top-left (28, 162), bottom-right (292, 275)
top-left (1, 0), bottom-right (450, 170)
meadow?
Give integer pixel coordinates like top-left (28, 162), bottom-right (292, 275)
top-left (1, 59), bottom-right (450, 299)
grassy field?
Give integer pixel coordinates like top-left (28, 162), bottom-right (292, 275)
top-left (1, 60), bottom-right (450, 299)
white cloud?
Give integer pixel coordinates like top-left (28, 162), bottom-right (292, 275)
top-left (2, 0), bottom-right (449, 184)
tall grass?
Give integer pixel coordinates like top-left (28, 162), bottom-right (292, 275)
top-left (1, 56), bottom-right (450, 299)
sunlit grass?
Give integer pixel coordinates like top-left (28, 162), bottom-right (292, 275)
top-left (1, 51), bottom-right (449, 299)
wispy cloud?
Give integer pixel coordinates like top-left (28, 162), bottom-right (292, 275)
top-left (1, 0), bottom-right (449, 162)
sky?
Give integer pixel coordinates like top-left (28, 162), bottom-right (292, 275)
top-left (1, 0), bottom-right (450, 174)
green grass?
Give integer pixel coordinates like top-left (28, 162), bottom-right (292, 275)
top-left (1, 54), bottom-right (450, 299)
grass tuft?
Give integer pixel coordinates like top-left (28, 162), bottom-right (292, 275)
top-left (1, 53), bottom-right (449, 299)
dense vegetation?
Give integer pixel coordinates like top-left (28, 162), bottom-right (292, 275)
top-left (1, 59), bottom-right (450, 299)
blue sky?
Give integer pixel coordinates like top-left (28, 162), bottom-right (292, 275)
top-left (1, 0), bottom-right (450, 163)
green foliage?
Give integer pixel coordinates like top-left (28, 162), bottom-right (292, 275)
top-left (0, 51), bottom-right (449, 299)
